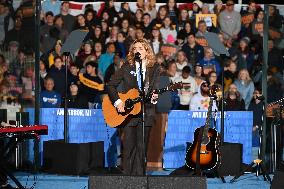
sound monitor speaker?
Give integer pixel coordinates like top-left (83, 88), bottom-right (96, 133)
top-left (148, 176), bottom-right (207, 189)
top-left (43, 140), bottom-right (104, 175)
top-left (271, 171), bottom-right (284, 189)
top-left (218, 142), bottom-right (242, 176)
top-left (0, 109), bottom-right (7, 123)
top-left (16, 112), bottom-right (29, 125)
top-left (88, 175), bottom-right (207, 189)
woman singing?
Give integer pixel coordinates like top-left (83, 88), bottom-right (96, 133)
top-left (106, 39), bottom-right (160, 175)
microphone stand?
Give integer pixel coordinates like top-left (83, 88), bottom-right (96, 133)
top-left (136, 55), bottom-right (146, 175)
top-left (63, 52), bottom-right (70, 143)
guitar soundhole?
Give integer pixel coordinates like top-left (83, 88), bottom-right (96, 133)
top-left (124, 99), bottom-right (134, 111)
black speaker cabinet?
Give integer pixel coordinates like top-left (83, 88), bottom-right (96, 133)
top-left (218, 142), bottom-right (243, 176)
top-left (271, 171), bottom-right (284, 189)
top-left (88, 175), bottom-right (207, 189)
top-left (43, 140), bottom-right (104, 175)
top-left (0, 109), bottom-right (7, 123)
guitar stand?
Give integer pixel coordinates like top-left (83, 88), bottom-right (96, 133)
top-left (0, 134), bottom-right (38, 189)
top-left (229, 159), bottom-right (272, 184)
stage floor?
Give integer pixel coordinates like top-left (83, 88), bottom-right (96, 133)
top-left (8, 171), bottom-right (272, 189)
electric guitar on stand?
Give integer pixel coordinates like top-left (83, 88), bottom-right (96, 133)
top-left (185, 85), bottom-right (221, 172)
top-left (102, 82), bottom-right (183, 127)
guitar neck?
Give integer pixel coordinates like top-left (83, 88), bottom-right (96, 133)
top-left (203, 97), bottom-right (214, 135)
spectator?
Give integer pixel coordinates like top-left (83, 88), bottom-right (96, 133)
top-left (116, 32), bottom-right (127, 59)
top-left (166, 0), bottom-right (179, 26)
top-left (53, 15), bottom-right (69, 43)
top-left (224, 83), bottom-right (245, 111)
top-left (193, 63), bottom-right (205, 86)
top-left (181, 32), bottom-right (204, 66)
top-left (39, 59), bottom-right (48, 91)
top-left (160, 16), bottom-right (177, 44)
top-left (120, 18), bottom-right (130, 36)
top-left (248, 88), bottom-right (264, 129)
top-left (218, 0), bottom-right (241, 40)
top-left (268, 5), bottom-right (283, 31)
top-left (233, 37), bottom-right (254, 72)
top-left (85, 9), bottom-right (99, 28)
top-left (142, 13), bottom-right (153, 40)
top-left (151, 5), bottom-right (168, 28)
top-left (94, 41), bottom-right (103, 59)
top-left (99, 0), bottom-right (117, 24)
top-left (207, 71), bottom-right (221, 88)
top-left (213, 0), bottom-right (225, 17)
top-left (40, 77), bottom-right (61, 108)
top-left (175, 66), bottom-right (198, 110)
top-left (0, 3), bottom-right (14, 46)
top-left (40, 11), bottom-right (56, 54)
top-left (59, 2), bottom-right (76, 33)
top-left (135, 27), bottom-right (145, 40)
top-left (267, 39), bottom-right (284, 73)
top-left (189, 0), bottom-right (202, 26)
top-left (267, 69), bottom-right (283, 103)
top-left (92, 25), bottom-right (105, 45)
top-left (66, 82), bottom-right (88, 109)
top-left (48, 40), bottom-right (62, 68)
top-left (47, 56), bottom-right (66, 97)
top-left (79, 61), bottom-right (104, 108)
top-left (21, 67), bottom-right (35, 105)
top-left (105, 25), bottom-right (119, 43)
top-left (125, 26), bottom-right (136, 51)
top-left (98, 42), bottom-right (116, 77)
top-left (178, 9), bottom-right (190, 31)
top-left (234, 69), bottom-right (254, 109)
top-left (177, 21), bottom-right (195, 42)
top-left (175, 50), bottom-right (191, 78)
top-left (104, 52), bottom-right (124, 83)
top-left (142, 1), bottom-right (157, 21)
top-left (4, 16), bottom-right (23, 49)
top-left (101, 20), bottom-right (110, 39)
top-left (150, 26), bottom-right (164, 55)
top-left (9, 49), bottom-right (26, 80)
top-left (190, 81), bottom-right (216, 111)
top-left (69, 63), bottom-right (80, 86)
top-left (134, 8), bottom-right (144, 28)
top-left (219, 59), bottom-right (238, 91)
top-left (199, 47), bottom-right (221, 77)
top-left (76, 40), bottom-right (96, 69)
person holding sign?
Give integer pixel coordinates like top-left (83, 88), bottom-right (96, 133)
top-left (218, 0), bottom-right (241, 40)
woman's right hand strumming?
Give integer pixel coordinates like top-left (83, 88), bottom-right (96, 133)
top-left (117, 102), bottom-right (125, 113)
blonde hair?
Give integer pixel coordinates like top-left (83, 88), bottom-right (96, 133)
top-left (238, 69), bottom-right (252, 84)
top-left (126, 39), bottom-right (156, 67)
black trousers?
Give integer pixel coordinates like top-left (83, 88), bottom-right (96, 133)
top-left (122, 124), bottom-right (151, 175)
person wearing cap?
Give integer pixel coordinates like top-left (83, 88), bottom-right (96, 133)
top-left (218, 0), bottom-right (241, 40)
top-left (213, 0), bottom-right (225, 16)
top-left (66, 82), bottom-right (89, 109)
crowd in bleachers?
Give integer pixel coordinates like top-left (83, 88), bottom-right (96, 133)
top-left (0, 0), bottom-right (284, 113)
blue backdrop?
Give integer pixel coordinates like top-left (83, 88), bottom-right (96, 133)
top-left (26, 108), bottom-right (253, 168)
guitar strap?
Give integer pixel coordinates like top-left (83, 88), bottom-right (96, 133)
top-left (195, 126), bottom-right (204, 176)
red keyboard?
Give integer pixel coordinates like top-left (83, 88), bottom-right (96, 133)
top-left (0, 125), bottom-right (48, 136)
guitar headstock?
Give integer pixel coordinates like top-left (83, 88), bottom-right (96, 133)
top-left (169, 82), bottom-right (183, 91)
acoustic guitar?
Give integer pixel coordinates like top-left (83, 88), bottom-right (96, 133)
top-left (185, 85), bottom-right (221, 172)
top-left (102, 82), bottom-right (183, 127)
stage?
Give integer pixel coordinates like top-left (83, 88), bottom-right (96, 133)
top-left (8, 170), bottom-right (272, 189)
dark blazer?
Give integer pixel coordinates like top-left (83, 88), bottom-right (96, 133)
top-left (106, 62), bottom-right (160, 127)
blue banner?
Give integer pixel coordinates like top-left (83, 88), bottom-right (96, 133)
top-left (26, 108), bottom-right (252, 168)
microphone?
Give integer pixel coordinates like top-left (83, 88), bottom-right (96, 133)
top-left (256, 95), bottom-right (265, 101)
top-left (134, 52), bottom-right (141, 61)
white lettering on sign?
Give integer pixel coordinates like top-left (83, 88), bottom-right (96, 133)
top-left (56, 109), bottom-right (92, 117)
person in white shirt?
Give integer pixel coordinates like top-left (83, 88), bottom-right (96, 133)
top-left (175, 66), bottom-right (198, 110)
